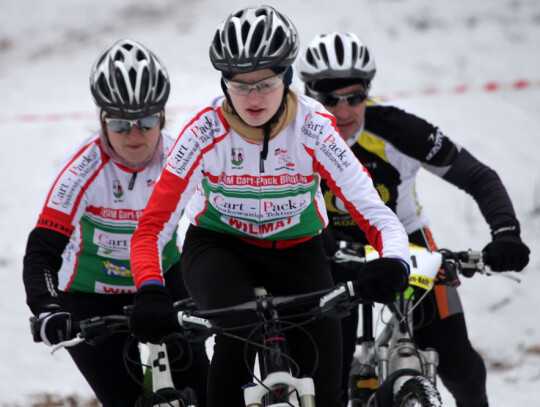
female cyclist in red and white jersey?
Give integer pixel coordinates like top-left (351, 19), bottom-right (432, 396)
top-left (128, 6), bottom-right (411, 407)
top-left (22, 39), bottom-right (209, 407)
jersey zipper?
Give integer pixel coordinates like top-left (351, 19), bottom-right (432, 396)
top-left (258, 144), bottom-right (265, 239)
top-left (128, 170), bottom-right (138, 190)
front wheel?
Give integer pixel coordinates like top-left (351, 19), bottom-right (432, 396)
top-left (392, 376), bottom-right (442, 407)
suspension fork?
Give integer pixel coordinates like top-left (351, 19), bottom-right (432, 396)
top-left (259, 310), bottom-right (290, 378)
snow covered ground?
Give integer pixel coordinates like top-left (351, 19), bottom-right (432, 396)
top-left (1, 0), bottom-right (539, 405)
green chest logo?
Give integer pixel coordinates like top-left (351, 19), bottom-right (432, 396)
top-left (231, 148), bottom-right (244, 166)
top-left (113, 180), bottom-right (124, 198)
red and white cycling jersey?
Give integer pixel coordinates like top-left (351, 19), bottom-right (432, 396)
top-left (36, 132), bottom-right (180, 294)
top-left (131, 93), bottom-right (410, 288)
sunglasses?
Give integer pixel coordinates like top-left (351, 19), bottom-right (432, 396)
top-left (308, 89), bottom-right (368, 107)
top-left (104, 114), bottom-right (161, 134)
top-left (223, 71), bottom-right (286, 96)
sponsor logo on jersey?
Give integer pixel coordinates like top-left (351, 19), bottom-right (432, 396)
top-left (94, 230), bottom-right (131, 259)
top-left (274, 148), bottom-right (295, 170)
top-left (210, 192), bottom-right (310, 221)
top-left (50, 150), bottom-right (100, 211)
top-left (113, 180), bottom-right (123, 198)
top-left (103, 260), bottom-right (133, 278)
top-left (189, 115), bottom-right (221, 143)
top-left (318, 134), bottom-right (352, 172)
top-left (231, 148), bottom-right (244, 166)
top-left (301, 114), bottom-right (324, 139)
top-left (223, 214), bottom-right (300, 237)
top-left (426, 130), bottom-right (444, 161)
top-left (167, 143), bottom-right (198, 176)
top-left (95, 281), bottom-right (136, 294)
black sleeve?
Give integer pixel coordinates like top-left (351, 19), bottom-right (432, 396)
top-left (442, 148), bottom-right (520, 234)
top-left (23, 227), bottom-right (70, 315)
top-left (366, 104), bottom-right (460, 167)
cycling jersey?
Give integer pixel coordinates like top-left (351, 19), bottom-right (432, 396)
top-left (323, 98), bottom-right (520, 242)
top-left (34, 132), bottom-right (180, 294)
top-left (131, 93), bottom-right (410, 288)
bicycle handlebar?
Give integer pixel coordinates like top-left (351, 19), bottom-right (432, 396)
top-left (48, 244), bottom-right (506, 352)
top-left (333, 242), bottom-right (488, 273)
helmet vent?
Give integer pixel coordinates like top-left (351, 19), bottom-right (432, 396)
top-left (128, 68), bottom-right (137, 93)
top-left (242, 21), bottom-right (252, 42)
top-left (362, 48), bottom-right (370, 66)
top-left (334, 36), bottom-right (345, 65)
top-left (228, 25), bottom-right (239, 56)
top-left (305, 49), bottom-right (316, 67)
top-left (116, 70), bottom-right (129, 100)
top-left (140, 69), bottom-right (149, 101)
top-left (271, 26), bottom-right (285, 53)
top-left (136, 49), bottom-right (146, 61)
top-left (97, 74), bottom-right (111, 100)
top-left (113, 50), bottom-right (125, 63)
top-left (319, 44), bottom-right (329, 66)
top-left (213, 32), bottom-right (222, 55)
top-left (156, 73), bottom-right (166, 95)
top-left (351, 43), bottom-right (358, 66)
top-left (251, 23), bottom-right (265, 55)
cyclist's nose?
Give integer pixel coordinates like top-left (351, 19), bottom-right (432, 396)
top-left (247, 88), bottom-right (263, 102)
top-left (127, 124), bottom-right (143, 136)
top-left (331, 99), bottom-right (352, 118)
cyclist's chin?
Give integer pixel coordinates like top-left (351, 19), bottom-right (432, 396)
top-left (119, 146), bottom-right (151, 165)
top-left (337, 123), bottom-right (360, 140)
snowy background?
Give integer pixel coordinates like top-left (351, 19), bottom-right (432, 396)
top-left (1, 0), bottom-right (539, 405)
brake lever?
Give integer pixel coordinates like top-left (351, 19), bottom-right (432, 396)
top-left (51, 334), bottom-right (86, 354)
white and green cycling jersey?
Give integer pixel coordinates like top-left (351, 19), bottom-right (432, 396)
top-left (131, 93), bottom-right (410, 288)
top-left (36, 131), bottom-right (180, 294)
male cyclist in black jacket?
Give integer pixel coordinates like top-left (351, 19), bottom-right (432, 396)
top-left (297, 32), bottom-right (530, 407)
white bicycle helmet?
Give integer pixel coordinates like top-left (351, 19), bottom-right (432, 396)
top-left (209, 5), bottom-right (299, 74)
top-left (297, 32), bottom-right (376, 85)
top-left (90, 39), bottom-right (170, 119)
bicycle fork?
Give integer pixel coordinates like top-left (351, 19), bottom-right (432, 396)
top-left (243, 289), bottom-right (316, 406)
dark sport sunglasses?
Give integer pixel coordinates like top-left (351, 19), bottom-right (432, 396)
top-left (104, 113), bottom-right (161, 134)
top-left (308, 88), bottom-right (368, 107)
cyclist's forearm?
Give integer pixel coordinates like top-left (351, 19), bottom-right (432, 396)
top-left (23, 227), bottom-right (68, 314)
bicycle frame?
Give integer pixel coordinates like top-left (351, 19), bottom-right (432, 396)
top-left (181, 285), bottom-right (353, 407)
top-left (242, 287), bottom-right (316, 407)
top-left (344, 245), bottom-right (493, 407)
top-left (347, 245), bottom-right (446, 406)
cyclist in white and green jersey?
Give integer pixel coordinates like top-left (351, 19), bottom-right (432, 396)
top-left (23, 39), bottom-right (209, 407)
top-left (129, 6), bottom-right (411, 407)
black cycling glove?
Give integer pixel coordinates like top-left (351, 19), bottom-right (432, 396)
top-left (483, 226), bottom-right (530, 272)
top-left (357, 258), bottom-right (409, 304)
top-left (33, 304), bottom-right (75, 346)
top-left (130, 284), bottom-right (178, 344)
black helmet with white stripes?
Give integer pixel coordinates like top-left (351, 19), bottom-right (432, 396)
top-left (90, 39), bottom-right (170, 119)
top-left (209, 5), bottom-right (299, 74)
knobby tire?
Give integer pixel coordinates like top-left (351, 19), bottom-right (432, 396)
top-left (392, 376), bottom-right (442, 407)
